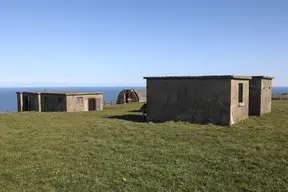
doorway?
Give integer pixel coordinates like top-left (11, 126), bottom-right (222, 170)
top-left (88, 98), bottom-right (96, 111)
top-left (23, 96), bottom-right (32, 111)
top-left (125, 92), bottom-right (129, 103)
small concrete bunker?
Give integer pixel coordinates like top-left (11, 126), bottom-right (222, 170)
top-left (117, 89), bottom-right (146, 104)
top-left (143, 75), bottom-right (253, 125)
top-left (16, 91), bottom-right (104, 112)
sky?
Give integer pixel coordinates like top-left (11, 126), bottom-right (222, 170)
top-left (0, 0), bottom-right (287, 87)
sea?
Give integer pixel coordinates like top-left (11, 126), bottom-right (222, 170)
top-left (0, 86), bottom-right (287, 112)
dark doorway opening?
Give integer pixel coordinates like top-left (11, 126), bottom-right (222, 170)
top-left (23, 96), bottom-right (32, 111)
top-left (88, 98), bottom-right (96, 111)
top-left (125, 92), bottom-right (129, 103)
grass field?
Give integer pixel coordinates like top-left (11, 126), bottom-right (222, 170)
top-left (0, 101), bottom-right (288, 192)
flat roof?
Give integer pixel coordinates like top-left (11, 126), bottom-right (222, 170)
top-left (251, 76), bottom-right (274, 79)
top-left (16, 91), bottom-right (104, 96)
top-left (143, 75), bottom-right (252, 80)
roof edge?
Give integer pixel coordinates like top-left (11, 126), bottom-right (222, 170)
top-left (66, 92), bottom-right (104, 96)
top-left (251, 76), bottom-right (274, 80)
top-left (143, 75), bottom-right (252, 80)
top-left (16, 91), bottom-right (104, 95)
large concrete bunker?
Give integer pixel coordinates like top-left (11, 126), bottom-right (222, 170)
top-left (144, 75), bottom-right (273, 125)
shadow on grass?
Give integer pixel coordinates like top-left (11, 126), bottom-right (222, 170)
top-left (105, 114), bottom-right (227, 126)
top-left (128, 110), bottom-right (142, 113)
top-left (106, 114), bottom-right (144, 122)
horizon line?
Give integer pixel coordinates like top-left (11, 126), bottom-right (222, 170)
top-left (0, 85), bottom-right (146, 88)
top-left (0, 85), bottom-right (288, 88)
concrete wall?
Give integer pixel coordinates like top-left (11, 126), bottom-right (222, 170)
top-left (66, 94), bottom-right (103, 112)
top-left (249, 78), bottom-right (272, 115)
top-left (230, 80), bottom-right (250, 124)
top-left (41, 94), bottom-right (67, 112)
top-left (146, 79), bottom-right (232, 125)
top-left (260, 79), bottom-right (272, 114)
top-left (19, 93), bottom-right (40, 111)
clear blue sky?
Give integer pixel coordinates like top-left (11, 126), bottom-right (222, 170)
top-left (0, 0), bottom-right (287, 87)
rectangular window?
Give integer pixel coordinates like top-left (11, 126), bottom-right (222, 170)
top-left (76, 97), bottom-right (83, 103)
top-left (238, 83), bottom-right (243, 103)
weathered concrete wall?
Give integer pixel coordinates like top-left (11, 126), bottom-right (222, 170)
top-left (41, 94), bottom-right (67, 112)
top-left (230, 80), bottom-right (250, 124)
top-left (260, 79), bottom-right (272, 114)
top-left (21, 93), bottom-right (39, 111)
top-left (66, 94), bottom-right (103, 112)
top-left (66, 95), bottom-right (85, 112)
top-left (249, 78), bottom-right (272, 116)
top-left (146, 79), bottom-right (232, 125)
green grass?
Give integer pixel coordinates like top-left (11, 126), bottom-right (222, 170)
top-left (0, 101), bottom-right (288, 192)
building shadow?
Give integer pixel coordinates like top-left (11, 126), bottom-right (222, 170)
top-left (105, 114), bottom-right (225, 125)
top-left (105, 109), bottom-right (229, 125)
top-left (106, 114), bottom-right (144, 122)
top-left (128, 110), bottom-right (141, 113)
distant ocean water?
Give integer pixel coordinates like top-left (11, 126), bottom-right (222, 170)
top-left (0, 86), bottom-right (287, 112)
